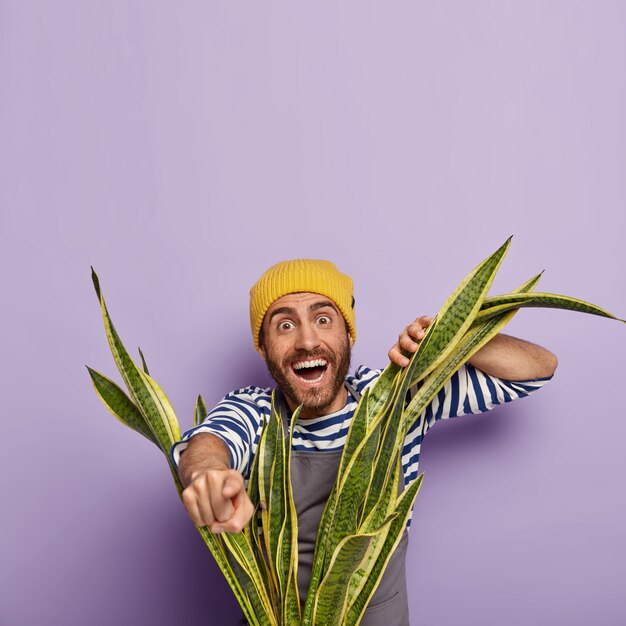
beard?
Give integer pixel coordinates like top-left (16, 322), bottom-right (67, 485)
top-left (264, 335), bottom-right (352, 417)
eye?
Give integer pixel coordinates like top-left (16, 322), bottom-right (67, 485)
top-left (278, 321), bottom-right (294, 331)
top-left (317, 315), bottom-right (332, 326)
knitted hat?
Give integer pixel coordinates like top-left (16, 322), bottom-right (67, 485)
top-left (249, 259), bottom-right (356, 350)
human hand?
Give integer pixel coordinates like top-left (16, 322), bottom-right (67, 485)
top-left (181, 468), bottom-right (254, 534)
top-left (388, 315), bottom-right (434, 367)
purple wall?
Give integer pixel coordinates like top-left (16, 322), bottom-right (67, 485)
top-left (2, 2), bottom-right (625, 625)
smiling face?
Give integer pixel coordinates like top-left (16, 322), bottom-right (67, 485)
top-left (258, 292), bottom-right (353, 419)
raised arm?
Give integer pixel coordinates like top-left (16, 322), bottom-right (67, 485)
top-left (464, 332), bottom-right (557, 380)
top-left (389, 316), bottom-right (558, 381)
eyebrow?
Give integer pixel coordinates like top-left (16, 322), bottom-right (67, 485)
top-left (267, 300), bottom-right (338, 323)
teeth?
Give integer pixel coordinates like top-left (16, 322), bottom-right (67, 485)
top-left (293, 359), bottom-right (328, 370)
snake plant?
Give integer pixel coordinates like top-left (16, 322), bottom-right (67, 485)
top-left (88, 238), bottom-right (623, 625)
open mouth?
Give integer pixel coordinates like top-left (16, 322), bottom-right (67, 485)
top-left (291, 358), bottom-right (329, 384)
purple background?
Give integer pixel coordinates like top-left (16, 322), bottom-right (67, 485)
top-left (1, 2), bottom-right (625, 625)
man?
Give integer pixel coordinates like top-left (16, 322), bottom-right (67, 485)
top-left (171, 259), bottom-right (557, 625)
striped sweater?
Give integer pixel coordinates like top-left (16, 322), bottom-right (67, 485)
top-left (171, 364), bottom-right (551, 499)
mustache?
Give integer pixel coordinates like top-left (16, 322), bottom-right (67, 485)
top-left (283, 349), bottom-right (335, 367)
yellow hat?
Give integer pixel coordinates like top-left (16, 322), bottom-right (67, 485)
top-left (249, 259), bottom-right (356, 350)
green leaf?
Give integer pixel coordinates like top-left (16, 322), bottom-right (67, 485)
top-left (362, 363), bottom-right (402, 428)
top-left (222, 533), bottom-right (276, 626)
top-left (359, 450), bottom-right (402, 534)
top-left (280, 406), bottom-right (302, 625)
top-left (138, 368), bottom-right (182, 443)
top-left (474, 296), bottom-right (537, 322)
top-left (404, 312), bottom-right (517, 432)
top-left (337, 388), bottom-right (371, 481)
top-left (510, 271), bottom-right (544, 292)
top-left (402, 270), bottom-right (544, 429)
top-left (407, 270), bottom-right (543, 390)
top-left (360, 237), bottom-right (514, 522)
top-left (324, 400), bottom-right (380, 566)
top-left (314, 244), bottom-right (533, 622)
top-left (312, 520), bottom-right (394, 626)
top-left (194, 395), bottom-right (208, 428)
top-left (91, 268), bottom-right (180, 451)
top-left (479, 292), bottom-right (625, 322)
top-left (360, 387), bottom-right (406, 525)
top-left (138, 346), bottom-right (150, 375)
top-left (480, 271), bottom-right (543, 311)
top-left (256, 404), bottom-right (282, 597)
top-left (194, 527), bottom-right (262, 626)
top-left (87, 367), bottom-right (157, 445)
top-left (245, 447), bottom-right (274, 615)
top-left (344, 474), bottom-right (423, 626)
top-left (401, 237), bottom-right (513, 388)
top-left (268, 413), bottom-right (286, 591)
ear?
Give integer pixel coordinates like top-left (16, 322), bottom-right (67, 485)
top-left (257, 344), bottom-right (267, 360)
top-left (349, 335), bottom-right (355, 348)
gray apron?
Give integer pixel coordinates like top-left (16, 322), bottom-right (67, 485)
top-left (238, 383), bottom-right (410, 625)
top-left (278, 382), bottom-right (410, 626)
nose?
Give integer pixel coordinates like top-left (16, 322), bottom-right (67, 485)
top-left (294, 321), bottom-right (321, 352)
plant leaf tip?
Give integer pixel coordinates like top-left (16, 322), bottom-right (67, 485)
top-left (91, 267), bottom-right (102, 299)
top-left (497, 235), bottom-right (513, 254)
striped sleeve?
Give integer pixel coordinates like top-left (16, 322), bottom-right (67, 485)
top-left (417, 363), bottom-right (552, 434)
top-left (400, 364), bottom-right (551, 506)
top-left (169, 387), bottom-right (270, 477)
